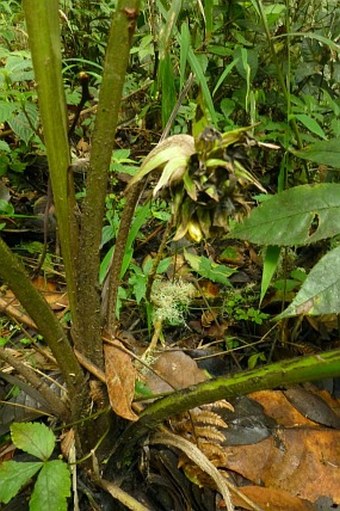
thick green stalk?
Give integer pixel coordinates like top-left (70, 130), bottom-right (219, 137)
top-left (106, 348), bottom-right (340, 472)
top-left (23, 0), bottom-right (79, 317)
top-left (74, 1), bottom-right (140, 367)
top-left (0, 237), bottom-right (85, 396)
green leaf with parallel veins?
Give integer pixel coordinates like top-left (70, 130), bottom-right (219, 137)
top-left (291, 138), bottom-right (340, 168)
top-left (30, 460), bottom-right (71, 511)
top-left (11, 422), bottom-right (55, 461)
top-left (277, 246), bottom-right (340, 318)
top-left (295, 114), bottom-right (326, 139)
top-left (0, 461), bottom-right (42, 504)
top-left (230, 184), bottom-right (340, 246)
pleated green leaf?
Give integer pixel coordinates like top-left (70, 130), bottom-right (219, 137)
top-left (230, 184), bottom-right (340, 246)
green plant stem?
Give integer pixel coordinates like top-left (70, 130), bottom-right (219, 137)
top-left (106, 348), bottom-right (340, 473)
top-left (23, 0), bottom-right (79, 317)
top-left (0, 237), bottom-right (85, 398)
top-left (255, 0), bottom-right (302, 149)
top-left (105, 182), bottom-right (143, 334)
top-left (74, 0), bottom-right (140, 367)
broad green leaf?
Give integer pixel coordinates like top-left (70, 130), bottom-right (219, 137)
top-left (29, 460), bottom-right (70, 511)
top-left (263, 3), bottom-right (286, 25)
top-left (184, 251), bottom-right (235, 285)
top-left (101, 224), bottom-right (115, 248)
top-left (0, 199), bottom-right (14, 215)
top-left (0, 139), bottom-right (10, 152)
top-left (260, 245), bottom-right (281, 304)
top-left (129, 270), bottom-right (147, 304)
top-left (0, 461), bottom-right (42, 504)
top-left (8, 111), bottom-right (35, 145)
top-left (23, 102), bottom-right (39, 130)
top-left (157, 257), bottom-right (171, 274)
top-left (11, 422), bottom-right (55, 461)
top-left (234, 46), bottom-right (258, 81)
top-left (291, 138), bottom-right (340, 168)
top-left (295, 114), bottom-right (326, 139)
top-left (277, 246), bottom-right (340, 318)
top-left (0, 100), bottom-right (15, 122)
top-left (230, 184), bottom-right (340, 246)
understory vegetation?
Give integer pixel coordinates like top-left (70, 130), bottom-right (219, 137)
top-left (0, 1), bottom-right (339, 510)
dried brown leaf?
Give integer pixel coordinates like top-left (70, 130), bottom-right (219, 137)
top-left (104, 340), bottom-right (138, 421)
top-left (230, 486), bottom-right (316, 511)
top-left (223, 429), bottom-right (340, 503)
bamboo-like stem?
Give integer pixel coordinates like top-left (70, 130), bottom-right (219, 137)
top-left (23, 0), bottom-right (79, 318)
top-left (74, 0), bottom-right (140, 367)
top-left (106, 348), bottom-right (340, 473)
top-left (0, 237), bottom-right (85, 396)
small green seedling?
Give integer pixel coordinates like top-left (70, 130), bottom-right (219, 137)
top-left (0, 422), bottom-right (70, 511)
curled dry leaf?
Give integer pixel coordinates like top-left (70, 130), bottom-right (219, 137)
top-left (104, 339), bottom-right (138, 421)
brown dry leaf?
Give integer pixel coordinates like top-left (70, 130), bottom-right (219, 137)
top-left (229, 486), bottom-right (316, 511)
top-left (76, 137), bottom-right (90, 154)
top-left (307, 314), bottom-right (339, 334)
top-left (104, 340), bottom-right (138, 421)
top-left (31, 278), bottom-right (69, 311)
top-left (31, 276), bottom-right (57, 291)
top-left (60, 429), bottom-right (75, 459)
top-left (251, 389), bottom-right (340, 428)
top-left (223, 429), bottom-right (340, 503)
top-left (283, 386), bottom-right (340, 428)
top-left (24, 277), bottom-right (68, 310)
top-left (43, 291), bottom-right (68, 310)
top-left (199, 280), bottom-right (220, 299)
top-left (250, 390), bottom-right (319, 427)
top-left (146, 350), bottom-right (207, 394)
